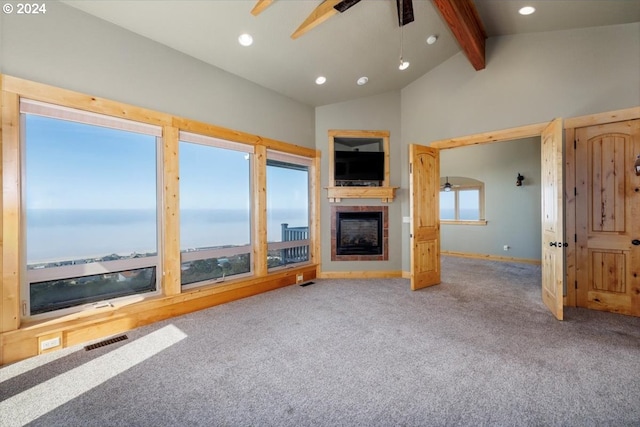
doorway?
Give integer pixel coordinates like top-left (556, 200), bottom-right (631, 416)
top-left (422, 119), bottom-right (564, 319)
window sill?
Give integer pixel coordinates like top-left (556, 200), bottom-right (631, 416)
top-left (441, 220), bottom-right (488, 226)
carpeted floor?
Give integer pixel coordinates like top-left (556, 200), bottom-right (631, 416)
top-left (2, 257), bottom-right (639, 426)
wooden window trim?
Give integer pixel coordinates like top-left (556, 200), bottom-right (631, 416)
top-left (1, 74), bottom-right (320, 364)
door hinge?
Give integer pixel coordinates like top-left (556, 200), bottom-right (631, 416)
top-left (409, 163), bottom-right (412, 174)
top-left (575, 280), bottom-right (578, 289)
top-left (574, 139), bottom-right (577, 149)
top-left (574, 187), bottom-right (577, 196)
top-left (574, 234), bottom-right (577, 243)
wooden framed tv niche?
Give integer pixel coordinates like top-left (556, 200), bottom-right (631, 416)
top-left (326, 130), bottom-right (397, 202)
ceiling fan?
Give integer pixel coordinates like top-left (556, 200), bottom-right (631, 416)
top-left (441, 177), bottom-right (459, 192)
top-left (251, 0), bottom-right (487, 70)
top-left (252, 0), bottom-right (414, 39)
top-left (332, 0), bottom-right (414, 26)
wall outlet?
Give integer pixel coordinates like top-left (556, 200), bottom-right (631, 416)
top-left (296, 273), bottom-right (304, 284)
top-left (503, 245), bottom-right (510, 251)
top-left (40, 336), bottom-right (61, 351)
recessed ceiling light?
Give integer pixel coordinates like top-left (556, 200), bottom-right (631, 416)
top-left (356, 76), bottom-right (368, 86)
top-left (426, 35), bottom-right (438, 45)
top-left (315, 76), bottom-right (327, 85)
top-left (518, 6), bottom-right (535, 15)
top-left (399, 60), bottom-right (410, 71)
top-left (238, 33), bottom-right (253, 46)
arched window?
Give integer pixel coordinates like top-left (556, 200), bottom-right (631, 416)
top-left (439, 177), bottom-right (486, 224)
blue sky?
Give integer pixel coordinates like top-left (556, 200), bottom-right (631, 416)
top-left (26, 114), bottom-right (309, 212)
top-left (26, 115), bottom-right (157, 210)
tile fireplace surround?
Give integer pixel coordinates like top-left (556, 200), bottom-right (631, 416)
top-left (331, 206), bottom-right (389, 261)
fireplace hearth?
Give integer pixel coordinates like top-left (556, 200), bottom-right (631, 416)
top-left (331, 206), bottom-right (388, 261)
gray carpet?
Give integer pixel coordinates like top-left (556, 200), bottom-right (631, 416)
top-left (2, 257), bottom-right (639, 426)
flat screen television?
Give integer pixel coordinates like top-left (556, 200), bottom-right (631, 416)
top-left (334, 151), bottom-right (385, 182)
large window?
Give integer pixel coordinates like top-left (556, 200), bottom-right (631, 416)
top-left (266, 151), bottom-right (311, 269)
top-left (179, 132), bottom-right (253, 287)
top-left (439, 177), bottom-right (486, 224)
top-left (22, 100), bottom-right (161, 316)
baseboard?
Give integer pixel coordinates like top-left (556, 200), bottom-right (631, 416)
top-left (441, 251), bottom-right (541, 265)
top-left (318, 270), bottom-right (404, 279)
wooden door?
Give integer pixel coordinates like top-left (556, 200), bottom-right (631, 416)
top-left (541, 118), bottom-right (565, 320)
top-left (409, 144), bottom-right (440, 290)
top-left (575, 119), bottom-right (640, 317)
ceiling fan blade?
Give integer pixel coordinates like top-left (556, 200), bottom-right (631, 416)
top-left (291, 0), bottom-right (342, 39)
top-left (250, 0), bottom-right (274, 16)
top-left (396, 0), bottom-right (414, 26)
top-left (334, 0), bottom-right (361, 13)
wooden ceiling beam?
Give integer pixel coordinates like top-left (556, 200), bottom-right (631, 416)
top-left (291, 0), bottom-right (342, 40)
top-left (431, 0), bottom-right (487, 70)
top-left (251, 0), bottom-right (275, 16)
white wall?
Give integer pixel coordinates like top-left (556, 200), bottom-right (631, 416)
top-left (315, 91), bottom-right (403, 273)
top-left (0, 1), bottom-right (315, 147)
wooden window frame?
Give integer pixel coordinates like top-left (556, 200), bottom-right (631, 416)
top-left (1, 75), bottom-right (320, 364)
top-left (440, 183), bottom-right (487, 226)
top-left (178, 131), bottom-right (255, 289)
top-left (21, 101), bottom-right (164, 319)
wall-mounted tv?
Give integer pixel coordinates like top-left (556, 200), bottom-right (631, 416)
top-left (334, 151), bottom-right (385, 182)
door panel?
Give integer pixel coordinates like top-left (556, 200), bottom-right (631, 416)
top-left (576, 119), bottom-right (640, 317)
top-left (541, 118), bottom-right (564, 320)
top-left (409, 144), bottom-right (440, 290)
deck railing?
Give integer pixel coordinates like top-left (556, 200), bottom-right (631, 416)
top-left (281, 223), bottom-right (309, 263)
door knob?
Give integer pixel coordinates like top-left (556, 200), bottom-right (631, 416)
top-left (633, 239), bottom-right (640, 246)
top-left (550, 242), bottom-right (557, 247)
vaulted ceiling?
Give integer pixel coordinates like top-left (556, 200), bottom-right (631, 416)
top-left (62, 0), bottom-right (640, 107)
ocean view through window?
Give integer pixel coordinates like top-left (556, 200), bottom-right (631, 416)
top-left (3, 76), bottom-right (321, 363)
top-left (266, 152), bottom-right (311, 269)
top-left (439, 177), bottom-right (485, 223)
top-left (179, 132), bottom-right (254, 286)
top-left (22, 100), bottom-right (161, 316)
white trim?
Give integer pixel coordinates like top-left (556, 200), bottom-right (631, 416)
top-left (20, 99), bottom-right (162, 137)
top-left (180, 245), bottom-right (252, 263)
top-left (179, 131), bottom-right (254, 153)
top-left (267, 149), bottom-right (313, 166)
top-left (440, 183), bottom-right (485, 222)
top-left (27, 256), bottom-right (158, 283)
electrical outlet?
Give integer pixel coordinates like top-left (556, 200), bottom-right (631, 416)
top-left (503, 245), bottom-right (510, 251)
top-left (40, 336), bottom-right (61, 351)
top-left (296, 273), bottom-right (304, 284)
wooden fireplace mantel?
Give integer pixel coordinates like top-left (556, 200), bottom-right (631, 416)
top-left (325, 186), bottom-right (398, 203)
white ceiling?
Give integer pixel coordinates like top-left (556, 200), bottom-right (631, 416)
top-left (62, 0), bottom-right (640, 107)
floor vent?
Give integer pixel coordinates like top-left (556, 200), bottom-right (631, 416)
top-left (299, 281), bottom-right (315, 287)
top-left (84, 334), bottom-right (128, 351)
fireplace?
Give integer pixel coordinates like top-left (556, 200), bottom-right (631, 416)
top-left (331, 206), bottom-right (388, 261)
top-left (337, 212), bottom-right (382, 255)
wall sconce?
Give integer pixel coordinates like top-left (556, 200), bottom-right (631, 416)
top-left (516, 173), bottom-right (525, 187)
top-left (635, 155), bottom-right (640, 176)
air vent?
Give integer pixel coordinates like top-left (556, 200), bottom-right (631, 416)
top-left (84, 334), bottom-right (128, 351)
